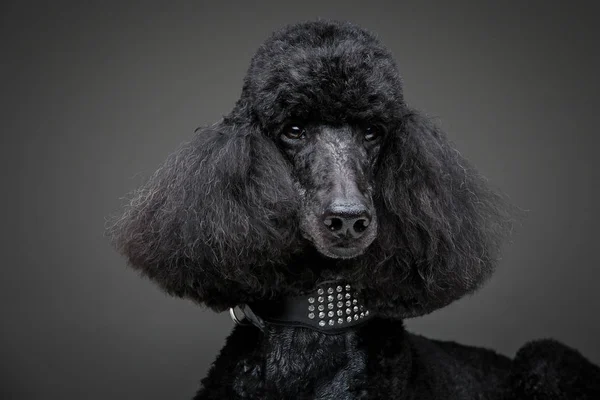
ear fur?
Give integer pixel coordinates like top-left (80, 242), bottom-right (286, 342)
top-left (362, 109), bottom-right (523, 318)
top-left (105, 120), bottom-right (301, 310)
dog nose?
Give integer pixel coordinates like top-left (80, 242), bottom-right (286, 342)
top-left (322, 204), bottom-right (372, 239)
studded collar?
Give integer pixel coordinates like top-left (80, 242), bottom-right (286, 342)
top-left (229, 281), bottom-right (375, 335)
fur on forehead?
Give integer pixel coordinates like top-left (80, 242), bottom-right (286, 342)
top-left (237, 20), bottom-right (406, 132)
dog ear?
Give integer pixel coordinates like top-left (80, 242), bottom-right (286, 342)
top-left (105, 119), bottom-right (300, 310)
top-left (364, 108), bottom-right (522, 318)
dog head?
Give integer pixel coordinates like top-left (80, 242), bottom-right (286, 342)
top-left (107, 20), bottom-right (520, 318)
top-left (238, 22), bottom-right (404, 260)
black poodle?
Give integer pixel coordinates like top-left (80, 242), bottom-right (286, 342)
top-left (107, 20), bottom-right (600, 399)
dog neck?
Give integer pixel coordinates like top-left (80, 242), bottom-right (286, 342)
top-left (231, 280), bottom-right (376, 335)
top-left (226, 317), bottom-right (413, 398)
top-left (262, 323), bottom-right (368, 397)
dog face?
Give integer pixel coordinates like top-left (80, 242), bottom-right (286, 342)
top-left (107, 20), bottom-right (519, 317)
top-left (278, 123), bottom-right (380, 259)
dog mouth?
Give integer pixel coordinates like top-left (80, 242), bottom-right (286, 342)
top-left (323, 243), bottom-right (369, 259)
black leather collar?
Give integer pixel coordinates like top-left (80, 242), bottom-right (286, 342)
top-left (229, 281), bottom-right (375, 335)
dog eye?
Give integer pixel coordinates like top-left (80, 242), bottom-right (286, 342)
top-left (364, 125), bottom-right (382, 142)
top-left (281, 125), bottom-right (305, 140)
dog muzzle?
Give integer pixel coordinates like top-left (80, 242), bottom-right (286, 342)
top-left (229, 281), bottom-right (375, 334)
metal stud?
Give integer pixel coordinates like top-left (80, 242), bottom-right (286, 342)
top-left (346, 301), bottom-right (351, 307)
top-left (337, 294), bottom-right (343, 300)
top-left (327, 287), bottom-right (334, 294)
top-left (308, 305), bottom-right (315, 312)
top-left (347, 316), bottom-right (352, 322)
top-left (345, 284), bottom-right (351, 291)
top-left (352, 299), bottom-right (357, 305)
top-left (336, 285), bottom-right (343, 292)
top-left (327, 303), bottom-right (334, 310)
top-left (328, 295), bottom-right (334, 302)
top-left (360, 312), bottom-right (364, 318)
top-left (345, 293), bottom-right (351, 299)
top-left (328, 319), bottom-right (335, 326)
top-left (365, 310), bottom-right (370, 316)
top-left (318, 304), bottom-right (324, 311)
top-left (319, 320), bottom-right (325, 327)
top-left (308, 297), bottom-right (315, 304)
top-left (318, 296), bottom-right (324, 303)
top-left (337, 310), bottom-right (343, 316)
top-left (308, 313), bottom-right (315, 319)
top-left (337, 301), bottom-right (343, 308)
top-left (317, 288), bottom-right (324, 295)
top-left (346, 308), bottom-right (352, 315)
top-left (338, 318), bottom-right (344, 324)
top-left (319, 312), bottom-right (325, 318)
top-left (354, 314), bottom-right (359, 320)
top-left (328, 311), bottom-right (334, 317)
top-left (353, 306), bottom-right (359, 312)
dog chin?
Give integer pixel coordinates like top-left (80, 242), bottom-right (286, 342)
top-left (317, 244), bottom-right (368, 259)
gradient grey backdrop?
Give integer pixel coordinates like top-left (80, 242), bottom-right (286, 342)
top-left (2, 1), bottom-right (598, 399)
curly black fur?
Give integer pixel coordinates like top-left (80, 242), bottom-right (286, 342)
top-left (106, 20), bottom-right (599, 399)
top-left (106, 19), bottom-right (516, 316)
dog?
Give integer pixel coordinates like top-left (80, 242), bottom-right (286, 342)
top-left (107, 20), bottom-right (600, 399)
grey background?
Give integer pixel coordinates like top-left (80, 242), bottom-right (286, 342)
top-left (2, 1), bottom-right (598, 399)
